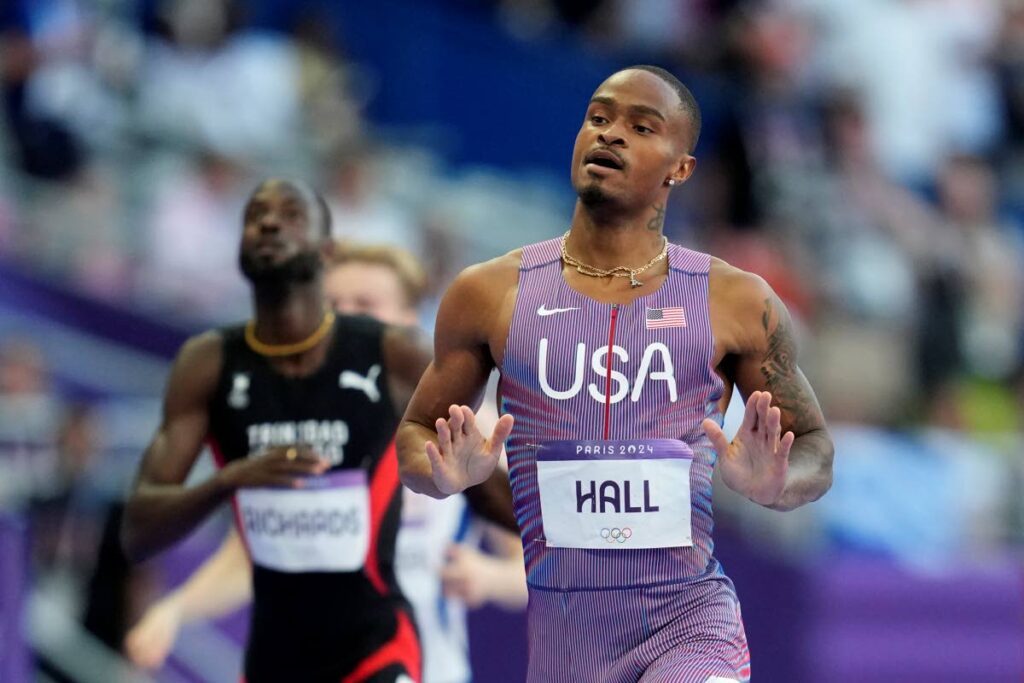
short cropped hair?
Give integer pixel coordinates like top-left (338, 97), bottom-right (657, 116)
top-left (624, 64), bottom-right (702, 152)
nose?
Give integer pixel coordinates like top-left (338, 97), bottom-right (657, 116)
top-left (597, 122), bottom-right (627, 148)
top-left (258, 214), bottom-right (281, 235)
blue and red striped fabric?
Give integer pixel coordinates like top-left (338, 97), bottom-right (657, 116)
top-left (498, 237), bottom-right (750, 682)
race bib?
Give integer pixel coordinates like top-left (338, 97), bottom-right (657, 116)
top-left (536, 439), bottom-right (693, 550)
top-left (235, 470), bottom-right (369, 572)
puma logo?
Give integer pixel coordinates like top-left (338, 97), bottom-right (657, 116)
top-left (339, 364), bottom-right (381, 403)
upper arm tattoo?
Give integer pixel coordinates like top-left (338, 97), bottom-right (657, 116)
top-left (759, 297), bottom-right (823, 435)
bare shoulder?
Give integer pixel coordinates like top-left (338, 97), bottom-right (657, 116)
top-left (436, 249), bottom-right (521, 347)
top-left (709, 257), bottom-right (774, 316)
top-left (709, 257), bottom-right (780, 353)
top-left (166, 330), bottom-right (224, 408)
top-left (447, 249), bottom-right (522, 305)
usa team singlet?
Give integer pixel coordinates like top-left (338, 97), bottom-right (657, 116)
top-left (207, 315), bottom-right (420, 683)
top-left (500, 238), bottom-right (751, 683)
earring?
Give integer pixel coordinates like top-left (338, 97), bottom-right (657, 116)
top-left (668, 179), bottom-right (677, 186)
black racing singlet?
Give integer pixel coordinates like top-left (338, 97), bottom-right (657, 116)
top-left (207, 315), bottom-right (420, 683)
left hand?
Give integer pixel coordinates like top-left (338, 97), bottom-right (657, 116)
top-left (703, 390), bottom-right (794, 506)
top-left (440, 543), bottom-right (497, 609)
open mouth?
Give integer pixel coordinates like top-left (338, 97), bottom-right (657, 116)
top-left (585, 149), bottom-right (625, 170)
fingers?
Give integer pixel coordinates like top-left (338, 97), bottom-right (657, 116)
top-left (765, 404), bottom-right (782, 448)
top-left (448, 404), bottom-right (465, 436)
top-left (435, 415), bottom-right (453, 457)
top-left (702, 418), bottom-right (730, 456)
top-left (756, 391), bottom-right (772, 432)
top-left (740, 391), bottom-right (760, 433)
top-left (425, 440), bottom-right (444, 470)
top-left (778, 431), bottom-right (795, 461)
top-left (459, 406), bottom-right (477, 436)
top-left (488, 414), bottom-right (515, 457)
top-left (269, 445), bottom-right (328, 473)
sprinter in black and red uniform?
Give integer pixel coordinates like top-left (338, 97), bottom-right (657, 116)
top-left (120, 178), bottom-right (459, 682)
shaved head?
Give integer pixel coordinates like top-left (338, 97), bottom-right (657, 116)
top-left (248, 178), bottom-right (331, 236)
top-left (616, 65), bottom-right (701, 153)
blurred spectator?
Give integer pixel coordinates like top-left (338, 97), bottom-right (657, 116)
top-left (810, 0), bottom-right (1002, 184)
top-left (136, 0), bottom-right (303, 162)
top-left (995, 0), bottom-right (1024, 216)
top-left (31, 403), bottom-right (104, 572)
top-left (0, 7), bottom-right (83, 180)
top-left (325, 148), bottom-right (424, 257)
top-left (0, 339), bottom-right (61, 508)
top-left (289, 8), bottom-right (367, 161)
top-left (783, 93), bottom-right (939, 424)
top-left (140, 152), bottom-right (250, 321)
top-left (498, 0), bottom-right (614, 42)
top-left (17, 164), bottom-right (130, 299)
top-left (936, 154), bottom-right (1024, 382)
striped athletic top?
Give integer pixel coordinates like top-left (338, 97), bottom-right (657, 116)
top-left (499, 237), bottom-right (725, 591)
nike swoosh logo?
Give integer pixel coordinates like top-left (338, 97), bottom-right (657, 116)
top-left (537, 305), bottom-right (580, 316)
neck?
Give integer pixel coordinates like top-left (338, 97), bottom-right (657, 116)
top-left (251, 280), bottom-right (327, 345)
top-left (566, 200), bottom-right (668, 270)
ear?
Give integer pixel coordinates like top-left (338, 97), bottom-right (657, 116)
top-left (665, 154), bottom-right (697, 187)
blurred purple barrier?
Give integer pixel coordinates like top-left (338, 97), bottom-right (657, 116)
top-left (0, 513), bottom-right (30, 682)
top-left (462, 529), bottom-right (1024, 683)
top-left (804, 556), bottom-right (1024, 682)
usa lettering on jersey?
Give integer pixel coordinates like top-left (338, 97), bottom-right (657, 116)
top-left (537, 339), bottom-right (677, 403)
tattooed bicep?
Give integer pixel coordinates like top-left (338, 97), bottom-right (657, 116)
top-left (744, 295), bottom-right (826, 436)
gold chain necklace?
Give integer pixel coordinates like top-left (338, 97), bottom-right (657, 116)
top-left (244, 309), bottom-right (336, 357)
top-left (560, 230), bottom-right (668, 288)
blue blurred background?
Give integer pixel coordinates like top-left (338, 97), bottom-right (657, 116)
top-left (0, 0), bottom-right (1022, 681)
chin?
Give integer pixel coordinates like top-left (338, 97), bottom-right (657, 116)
top-left (577, 182), bottom-right (617, 207)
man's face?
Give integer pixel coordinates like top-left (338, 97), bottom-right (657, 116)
top-left (324, 262), bottom-right (418, 326)
top-left (239, 180), bottom-right (324, 285)
top-left (570, 70), bottom-right (692, 210)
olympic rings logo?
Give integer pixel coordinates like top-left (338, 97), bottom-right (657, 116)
top-left (600, 527), bottom-right (633, 544)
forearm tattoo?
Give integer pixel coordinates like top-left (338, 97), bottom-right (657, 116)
top-left (759, 297), bottom-right (820, 434)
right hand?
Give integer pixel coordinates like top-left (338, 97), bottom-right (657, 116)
top-left (426, 405), bottom-right (514, 495)
top-left (217, 444), bottom-right (330, 491)
top-left (124, 597), bottom-right (183, 670)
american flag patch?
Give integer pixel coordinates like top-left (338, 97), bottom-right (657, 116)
top-left (646, 307), bottom-right (686, 329)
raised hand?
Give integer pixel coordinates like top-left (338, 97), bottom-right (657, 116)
top-left (217, 444), bottom-right (330, 490)
top-left (426, 405), bottom-right (514, 496)
top-left (703, 391), bottom-right (794, 507)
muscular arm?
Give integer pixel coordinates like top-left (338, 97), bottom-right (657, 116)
top-left (719, 268), bottom-right (835, 511)
top-left (396, 258), bottom-right (519, 530)
top-left (124, 327), bottom-right (329, 563)
top-left (121, 333), bottom-right (230, 562)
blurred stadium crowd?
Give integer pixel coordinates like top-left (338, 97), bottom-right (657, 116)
top-left (0, 0), bottom-right (1022, 680)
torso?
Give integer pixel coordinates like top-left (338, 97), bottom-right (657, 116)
top-left (206, 314), bottom-right (412, 680)
top-left (493, 237), bottom-right (729, 590)
top-left (479, 245), bottom-right (750, 409)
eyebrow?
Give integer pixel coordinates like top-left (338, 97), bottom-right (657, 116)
top-left (589, 96), bottom-right (667, 123)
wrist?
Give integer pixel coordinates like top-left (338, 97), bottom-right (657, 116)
top-left (213, 462), bottom-right (239, 496)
